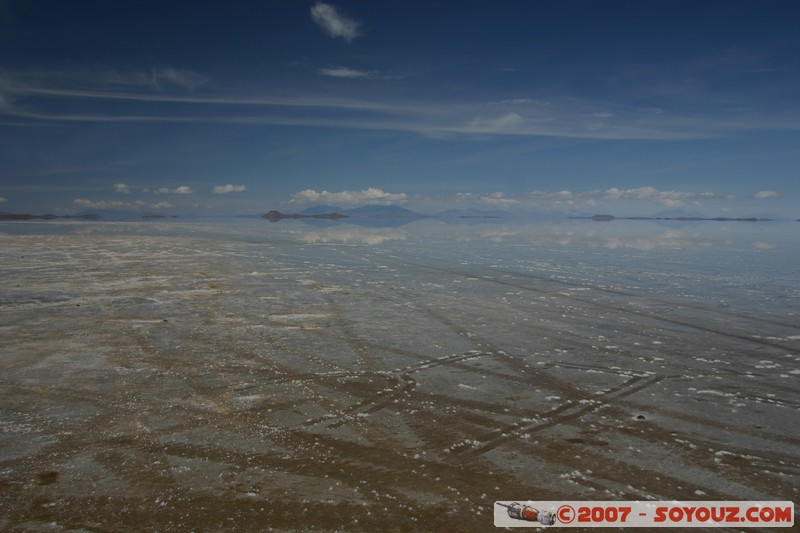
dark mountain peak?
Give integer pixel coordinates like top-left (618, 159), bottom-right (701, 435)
top-left (437, 208), bottom-right (508, 218)
top-left (651, 208), bottom-right (707, 219)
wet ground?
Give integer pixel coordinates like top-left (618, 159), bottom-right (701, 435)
top-left (1, 221), bottom-right (798, 531)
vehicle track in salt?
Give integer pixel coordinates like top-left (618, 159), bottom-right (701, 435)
top-left (400, 260), bottom-right (800, 354)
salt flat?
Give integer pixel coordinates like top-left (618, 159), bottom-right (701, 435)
top-left (1, 220), bottom-right (798, 531)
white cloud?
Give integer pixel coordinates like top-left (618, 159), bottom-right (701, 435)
top-left (0, 196), bottom-right (6, 203)
top-left (73, 198), bottom-right (145, 209)
top-left (585, 186), bottom-right (728, 207)
top-left (114, 183), bottom-right (131, 194)
top-left (478, 192), bottom-right (520, 208)
top-left (156, 186), bottom-right (194, 195)
top-left (310, 2), bottom-right (361, 42)
top-left (448, 187), bottom-right (738, 211)
top-left (291, 187), bottom-right (407, 206)
top-left (754, 190), bottom-right (778, 199)
top-left (212, 184), bottom-right (246, 194)
top-left (73, 198), bottom-right (175, 210)
top-left (319, 67), bottom-right (369, 79)
top-left (752, 241), bottom-right (777, 250)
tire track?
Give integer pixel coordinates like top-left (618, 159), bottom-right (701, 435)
top-left (449, 375), bottom-right (664, 458)
top-left (302, 351), bottom-right (490, 429)
top-left (401, 261), bottom-right (800, 354)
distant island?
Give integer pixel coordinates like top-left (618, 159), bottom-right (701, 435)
top-left (263, 205), bottom-right (428, 226)
top-left (573, 214), bottom-right (774, 222)
top-left (0, 212), bottom-right (182, 221)
top-left (0, 213), bottom-right (101, 220)
top-left (263, 210), bottom-right (348, 222)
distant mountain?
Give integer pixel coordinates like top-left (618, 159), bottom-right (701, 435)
top-left (0, 212), bottom-right (99, 220)
top-left (651, 208), bottom-right (708, 219)
top-left (572, 211), bottom-right (778, 223)
top-left (263, 205), bottom-right (425, 227)
top-left (76, 209), bottom-right (177, 220)
top-left (436, 208), bottom-right (508, 218)
top-left (76, 209), bottom-right (139, 220)
top-left (741, 213), bottom-right (790, 222)
top-left (263, 210), bottom-right (347, 222)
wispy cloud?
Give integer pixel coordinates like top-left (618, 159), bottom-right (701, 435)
top-left (754, 190), bottom-right (778, 199)
top-left (113, 183), bottom-right (131, 194)
top-left (319, 67), bottom-right (370, 79)
top-left (0, 196), bottom-right (6, 203)
top-left (212, 184), bottom-right (246, 194)
top-left (487, 98), bottom-right (536, 106)
top-left (1, 65), bottom-right (206, 93)
top-left (73, 198), bottom-right (145, 209)
top-left (291, 187), bottom-right (407, 206)
top-left (156, 186), bottom-right (193, 195)
top-left (310, 2), bottom-right (360, 42)
top-left (3, 80), bottom-right (407, 112)
top-left (150, 67), bottom-right (207, 92)
top-left (468, 112), bottom-right (525, 133)
top-left (4, 67), bottom-right (800, 140)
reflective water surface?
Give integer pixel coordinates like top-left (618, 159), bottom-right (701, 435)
top-left (1, 218), bottom-right (798, 531)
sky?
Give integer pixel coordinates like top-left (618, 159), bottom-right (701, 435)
top-left (1, 0), bottom-right (799, 217)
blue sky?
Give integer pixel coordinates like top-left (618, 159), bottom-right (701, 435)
top-left (1, 0), bottom-right (799, 216)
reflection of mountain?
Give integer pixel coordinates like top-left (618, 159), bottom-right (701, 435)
top-left (437, 208), bottom-right (507, 218)
top-left (301, 205), bottom-right (344, 215)
top-left (269, 205), bottom-right (428, 228)
top-left (340, 205), bottom-right (426, 227)
top-left (652, 209), bottom-right (708, 219)
top-left (290, 205), bottom-right (517, 227)
top-left (573, 211), bottom-right (775, 223)
top-left (76, 209), bottom-right (177, 220)
top-left (435, 208), bottom-right (509, 224)
top-left (263, 210), bottom-right (348, 222)
top-left (1, 212), bottom-right (100, 220)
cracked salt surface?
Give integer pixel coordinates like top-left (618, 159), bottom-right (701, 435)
top-left (0, 218), bottom-right (798, 531)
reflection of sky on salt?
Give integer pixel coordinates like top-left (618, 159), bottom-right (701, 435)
top-left (398, 219), bottom-right (800, 319)
top-left (255, 218), bottom-right (800, 321)
top-left (268, 217), bottom-right (798, 252)
top-left (2, 217), bottom-right (797, 320)
top-left (2, 216), bottom-right (797, 252)
top-left (202, 216), bottom-right (800, 321)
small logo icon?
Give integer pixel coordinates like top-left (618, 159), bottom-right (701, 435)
top-left (496, 502), bottom-right (556, 525)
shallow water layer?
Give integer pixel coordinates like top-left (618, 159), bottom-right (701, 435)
top-left (1, 219), bottom-right (798, 531)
